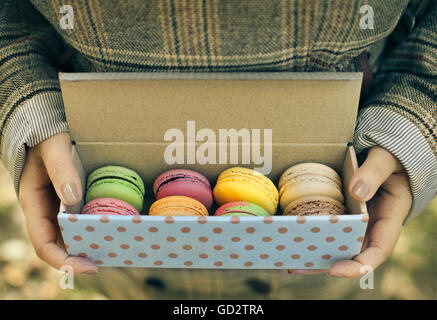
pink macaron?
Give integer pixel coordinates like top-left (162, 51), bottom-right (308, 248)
top-left (153, 169), bottom-right (213, 210)
top-left (81, 198), bottom-right (140, 215)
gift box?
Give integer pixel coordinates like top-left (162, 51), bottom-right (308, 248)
top-left (58, 72), bottom-right (368, 269)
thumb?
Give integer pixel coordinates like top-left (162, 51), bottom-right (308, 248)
top-left (350, 146), bottom-right (402, 202)
top-left (39, 133), bottom-right (82, 206)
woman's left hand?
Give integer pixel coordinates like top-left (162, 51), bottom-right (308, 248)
top-left (288, 146), bottom-right (413, 278)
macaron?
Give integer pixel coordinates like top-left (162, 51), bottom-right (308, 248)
top-left (279, 162), bottom-right (343, 211)
top-left (215, 201), bottom-right (269, 217)
top-left (85, 165), bottom-right (145, 211)
top-left (153, 169), bottom-right (213, 209)
top-left (81, 198), bottom-right (140, 215)
top-left (283, 195), bottom-right (346, 216)
top-left (213, 167), bottom-right (279, 215)
top-left (149, 196), bottom-right (208, 216)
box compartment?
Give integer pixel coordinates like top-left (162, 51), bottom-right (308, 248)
top-left (58, 72), bottom-right (368, 269)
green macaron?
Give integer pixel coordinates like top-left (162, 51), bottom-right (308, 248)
top-left (85, 165), bottom-right (145, 211)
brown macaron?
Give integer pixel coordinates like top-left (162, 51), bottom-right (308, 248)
top-left (283, 195), bottom-right (346, 216)
top-left (279, 162), bottom-right (344, 211)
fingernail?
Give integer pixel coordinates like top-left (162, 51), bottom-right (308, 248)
top-left (61, 183), bottom-right (80, 204)
top-left (352, 180), bottom-right (370, 200)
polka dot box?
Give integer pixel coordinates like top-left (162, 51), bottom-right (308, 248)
top-left (57, 144), bottom-right (368, 269)
top-left (57, 72), bottom-right (368, 269)
top-left (58, 212), bottom-right (368, 269)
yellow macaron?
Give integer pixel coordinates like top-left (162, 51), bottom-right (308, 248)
top-left (213, 167), bottom-right (279, 215)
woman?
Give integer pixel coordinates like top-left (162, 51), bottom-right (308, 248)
top-left (1, 0), bottom-right (435, 298)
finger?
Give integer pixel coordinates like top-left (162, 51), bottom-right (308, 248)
top-left (328, 196), bottom-right (405, 278)
top-left (39, 133), bottom-right (82, 206)
top-left (20, 158), bottom-right (96, 275)
top-left (288, 269), bottom-right (328, 275)
top-left (20, 183), bottom-right (98, 275)
top-left (359, 200), bottom-right (376, 251)
top-left (349, 147), bottom-right (401, 202)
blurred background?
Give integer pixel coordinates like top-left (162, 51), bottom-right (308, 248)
top-left (0, 161), bottom-right (435, 300)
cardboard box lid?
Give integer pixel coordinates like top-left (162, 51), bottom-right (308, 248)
top-left (59, 72), bottom-right (363, 144)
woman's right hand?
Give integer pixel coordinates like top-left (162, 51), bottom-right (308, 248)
top-left (19, 132), bottom-right (98, 274)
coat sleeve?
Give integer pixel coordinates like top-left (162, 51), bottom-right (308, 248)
top-left (354, 2), bottom-right (437, 225)
top-left (0, 0), bottom-right (68, 194)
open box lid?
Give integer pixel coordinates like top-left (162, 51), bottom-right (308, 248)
top-left (59, 72), bottom-right (364, 190)
top-left (59, 72), bottom-right (363, 144)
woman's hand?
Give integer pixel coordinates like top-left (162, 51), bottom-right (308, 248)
top-left (289, 146), bottom-right (413, 277)
top-left (19, 132), bottom-right (98, 274)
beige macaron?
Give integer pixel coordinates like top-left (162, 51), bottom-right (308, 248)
top-left (279, 163), bottom-right (343, 211)
top-left (283, 195), bottom-right (346, 216)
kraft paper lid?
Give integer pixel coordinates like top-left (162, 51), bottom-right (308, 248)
top-left (59, 72), bottom-right (363, 145)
